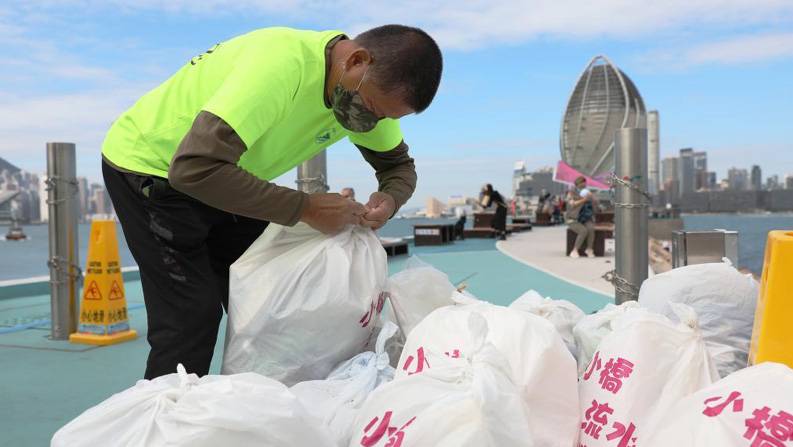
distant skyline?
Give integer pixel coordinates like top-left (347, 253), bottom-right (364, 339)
top-left (1, 1), bottom-right (792, 208)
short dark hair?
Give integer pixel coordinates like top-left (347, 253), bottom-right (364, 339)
top-left (575, 176), bottom-right (587, 185)
top-left (355, 25), bottom-right (443, 113)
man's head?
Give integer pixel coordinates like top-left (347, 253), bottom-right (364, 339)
top-left (331, 25), bottom-right (443, 125)
top-left (340, 187), bottom-right (355, 200)
top-left (575, 176), bottom-right (587, 190)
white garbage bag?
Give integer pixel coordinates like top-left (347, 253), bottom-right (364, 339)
top-left (291, 321), bottom-right (399, 446)
top-left (52, 365), bottom-right (334, 447)
top-left (387, 256), bottom-right (457, 338)
top-left (222, 223), bottom-right (388, 386)
top-left (396, 301), bottom-right (579, 446)
top-left (573, 301), bottom-right (639, 375)
top-left (645, 362), bottom-right (793, 447)
top-left (509, 289), bottom-right (586, 358)
top-left (576, 305), bottom-right (718, 447)
top-left (638, 260), bottom-right (759, 378)
top-left (348, 313), bottom-right (534, 447)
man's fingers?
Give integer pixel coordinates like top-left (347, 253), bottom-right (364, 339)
top-left (348, 201), bottom-right (367, 216)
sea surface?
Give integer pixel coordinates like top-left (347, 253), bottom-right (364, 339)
top-left (1, 214), bottom-right (789, 281)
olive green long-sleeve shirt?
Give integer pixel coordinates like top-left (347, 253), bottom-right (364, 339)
top-left (164, 110), bottom-right (416, 225)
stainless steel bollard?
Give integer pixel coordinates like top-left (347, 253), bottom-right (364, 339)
top-left (296, 151), bottom-right (329, 194)
top-left (614, 128), bottom-right (649, 303)
top-left (46, 142), bottom-right (80, 339)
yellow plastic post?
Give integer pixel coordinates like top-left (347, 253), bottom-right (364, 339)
top-left (749, 230), bottom-right (793, 368)
top-left (69, 220), bottom-right (137, 345)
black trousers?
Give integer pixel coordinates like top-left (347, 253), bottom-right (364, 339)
top-left (103, 160), bottom-right (268, 379)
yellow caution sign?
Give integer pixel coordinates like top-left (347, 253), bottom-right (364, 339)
top-left (749, 231), bottom-right (793, 368)
top-left (70, 220), bottom-right (137, 346)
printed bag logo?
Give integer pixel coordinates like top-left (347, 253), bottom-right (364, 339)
top-left (315, 127), bottom-right (337, 144)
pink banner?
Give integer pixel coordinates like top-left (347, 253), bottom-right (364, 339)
top-left (553, 161), bottom-right (610, 190)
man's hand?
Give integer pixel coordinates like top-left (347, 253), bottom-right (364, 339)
top-left (360, 192), bottom-right (396, 230)
top-left (300, 193), bottom-right (367, 234)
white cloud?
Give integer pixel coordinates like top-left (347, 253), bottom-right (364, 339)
top-left (0, 84), bottom-right (155, 179)
top-left (635, 31), bottom-right (793, 71)
top-left (684, 32), bottom-right (793, 65)
top-left (14, 0), bottom-right (792, 50)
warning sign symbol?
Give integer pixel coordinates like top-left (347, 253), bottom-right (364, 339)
top-left (108, 280), bottom-right (124, 300)
top-left (84, 280), bottom-right (102, 300)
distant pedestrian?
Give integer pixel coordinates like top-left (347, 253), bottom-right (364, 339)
top-left (455, 213), bottom-right (466, 240)
top-left (481, 183), bottom-right (507, 240)
top-left (340, 187), bottom-right (355, 201)
top-left (565, 176), bottom-right (596, 258)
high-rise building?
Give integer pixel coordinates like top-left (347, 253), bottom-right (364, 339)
top-left (751, 165), bottom-right (763, 191)
top-left (661, 156), bottom-right (679, 201)
top-left (512, 161), bottom-right (526, 197)
top-left (647, 110), bottom-right (660, 195)
top-left (425, 197), bottom-right (444, 218)
top-left (707, 172), bottom-right (718, 190)
top-left (692, 151), bottom-right (707, 190)
top-left (678, 148), bottom-right (696, 197)
top-left (77, 177), bottom-right (89, 218)
top-left (767, 175), bottom-right (780, 190)
top-left (786, 175), bottom-right (793, 190)
top-left (728, 168), bottom-right (749, 191)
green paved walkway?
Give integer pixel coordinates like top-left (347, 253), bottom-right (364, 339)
top-left (0, 238), bottom-right (611, 446)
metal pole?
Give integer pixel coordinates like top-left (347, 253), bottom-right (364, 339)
top-left (46, 142), bottom-right (80, 339)
top-left (614, 128), bottom-right (648, 303)
top-left (296, 150), bottom-right (329, 194)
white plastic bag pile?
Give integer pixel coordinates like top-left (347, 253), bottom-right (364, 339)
top-left (51, 364), bottom-right (335, 447)
top-left (55, 230), bottom-right (769, 446)
top-left (222, 223), bottom-right (388, 386)
top-left (387, 256), bottom-right (457, 338)
top-left (349, 313), bottom-right (538, 447)
top-left (638, 260), bottom-right (759, 378)
top-left (576, 304), bottom-right (718, 446)
top-left (573, 301), bottom-right (640, 375)
top-left (509, 289), bottom-right (586, 358)
top-left (291, 321), bottom-right (400, 446)
top-left (645, 362), bottom-right (793, 446)
top-left (395, 299), bottom-right (580, 446)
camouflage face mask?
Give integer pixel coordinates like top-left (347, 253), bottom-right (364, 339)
top-left (331, 65), bottom-right (379, 133)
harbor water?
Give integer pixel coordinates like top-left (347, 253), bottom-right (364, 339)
top-left (1, 214), bottom-right (789, 281)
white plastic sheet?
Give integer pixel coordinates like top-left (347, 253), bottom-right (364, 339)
top-left (222, 223), bottom-right (388, 385)
top-left (51, 365), bottom-right (334, 447)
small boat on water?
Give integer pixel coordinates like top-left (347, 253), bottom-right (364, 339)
top-left (5, 219), bottom-right (27, 241)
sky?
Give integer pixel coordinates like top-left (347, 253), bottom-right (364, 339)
top-left (0, 1), bottom-right (792, 209)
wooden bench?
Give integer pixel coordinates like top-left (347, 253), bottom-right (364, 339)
top-left (414, 224), bottom-right (456, 246)
top-left (473, 212), bottom-right (494, 228)
top-left (507, 223), bottom-right (532, 233)
top-left (380, 238), bottom-right (409, 257)
top-left (534, 212), bottom-right (553, 226)
top-left (565, 224), bottom-right (614, 257)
